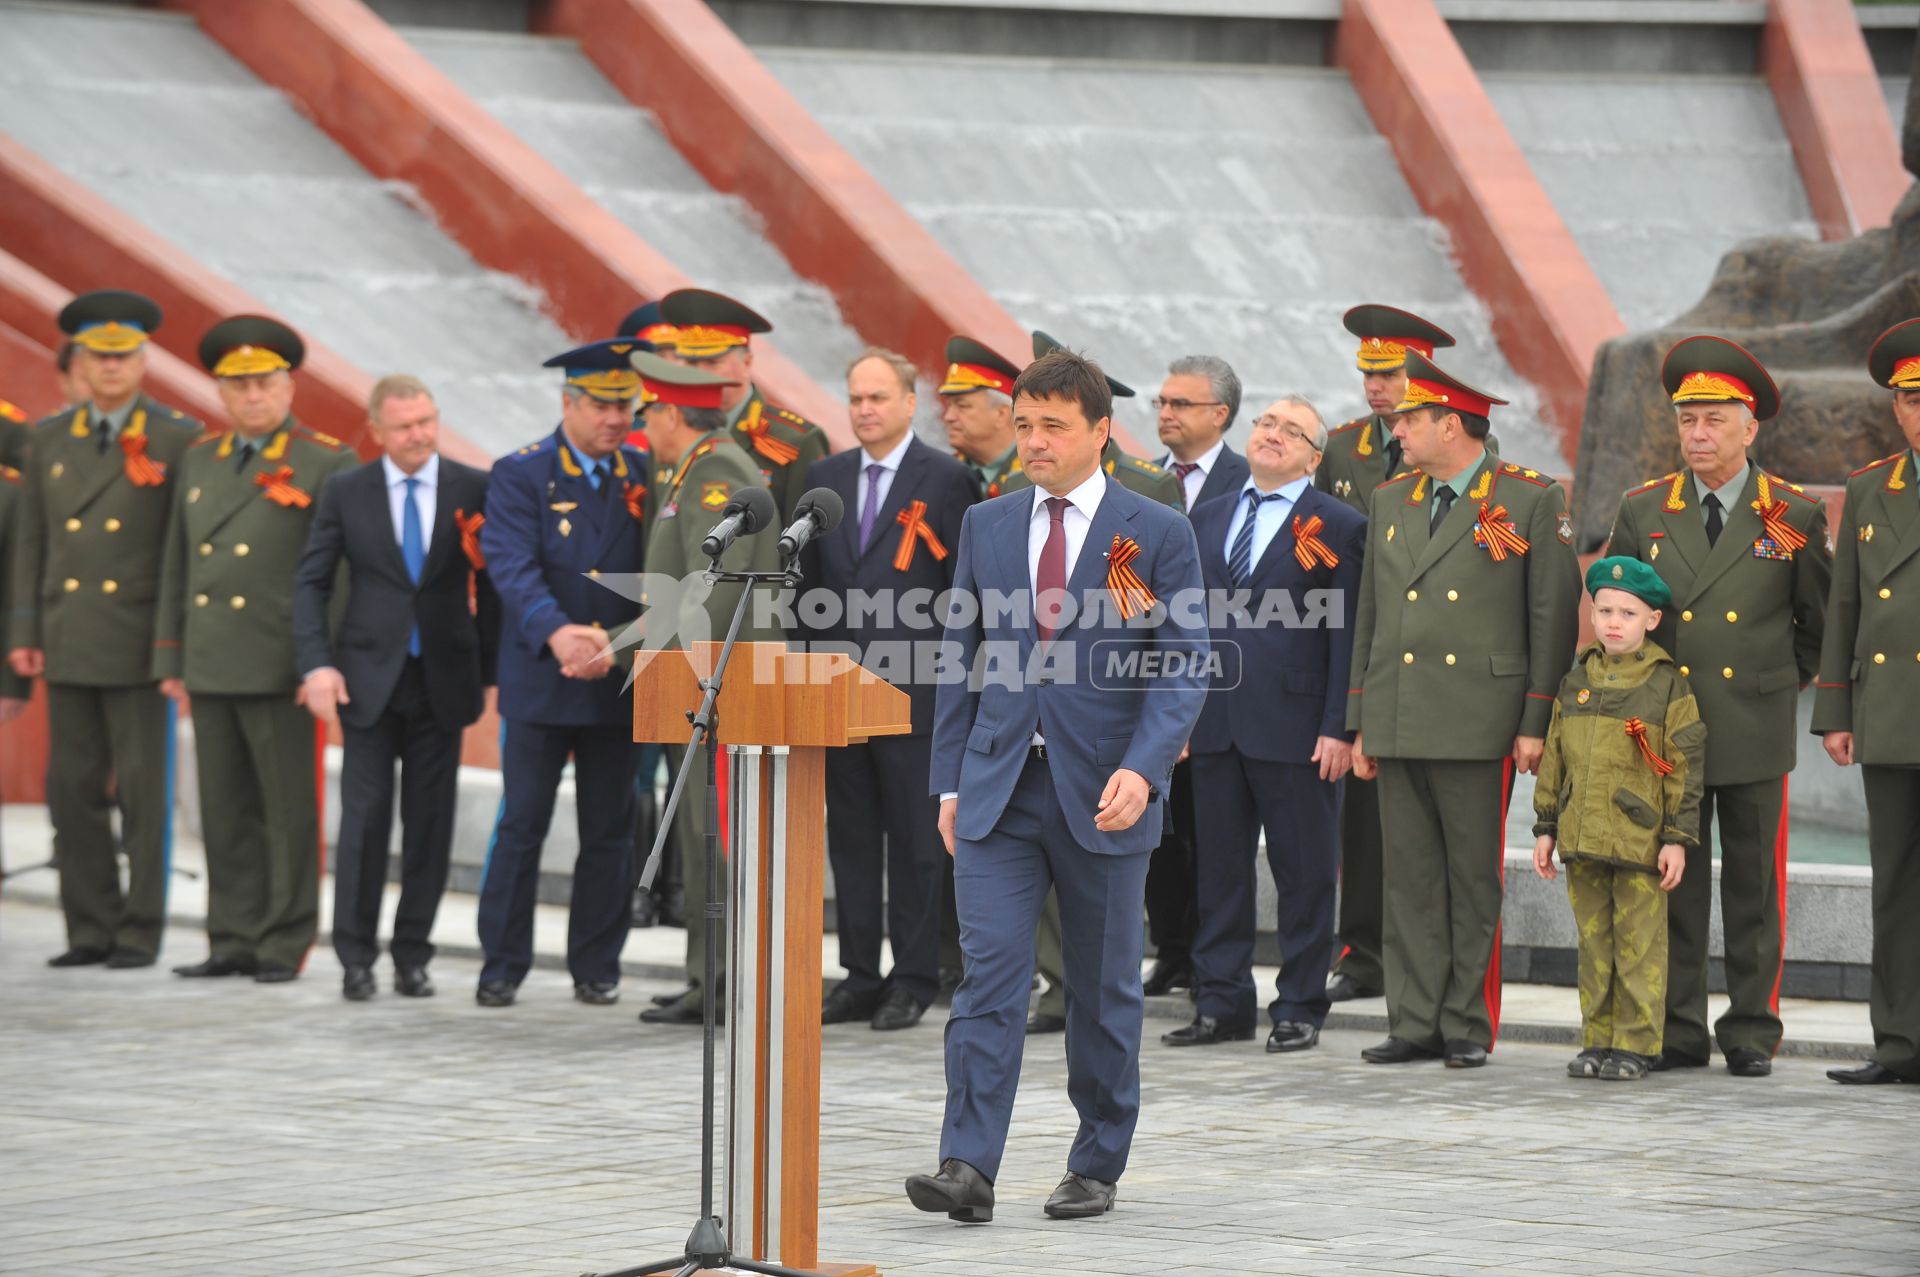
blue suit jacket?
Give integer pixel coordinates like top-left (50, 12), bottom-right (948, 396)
top-left (1188, 482), bottom-right (1366, 764)
top-left (481, 428), bottom-right (649, 726)
top-left (930, 477), bottom-right (1209, 854)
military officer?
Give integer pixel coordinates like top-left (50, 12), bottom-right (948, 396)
top-left (0, 459), bottom-right (29, 718)
top-left (1607, 336), bottom-right (1829, 1077)
top-left (617, 299), bottom-right (682, 357)
top-left (1349, 352), bottom-right (1581, 1068)
top-left (940, 336), bottom-right (1023, 497)
top-left (7, 291), bottom-right (203, 968)
top-left (1002, 334), bottom-right (1185, 1033)
top-left (477, 339), bottom-right (652, 1008)
top-left (659, 287), bottom-right (829, 522)
top-left (634, 349), bottom-right (786, 1027)
top-left (1316, 305), bottom-right (1464, 1003)
top-left (155, 315), bottom-right (357, 981)
top-left (1814, 320), bottom-right (1920, 1085)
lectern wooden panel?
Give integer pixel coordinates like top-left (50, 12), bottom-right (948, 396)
top-left (634, 643), bottom-right (908, 1276)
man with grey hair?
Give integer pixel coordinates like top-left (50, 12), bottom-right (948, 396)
top-left (1137, 354), bottom-right (1251, 997)
top-left (1605, 336), bottom-right (1828, 1077)
top-left (940, 336), bottom-right (1022, 498)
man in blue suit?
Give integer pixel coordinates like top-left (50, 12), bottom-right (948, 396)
top-left (906, 350), bottom-right (1208, 1223)
top-left (1174, 396), bottom-right (1366, 1054)
top-left (475, 340), bottom-right (652, 1009)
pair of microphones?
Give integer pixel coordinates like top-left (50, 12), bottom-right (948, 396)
top-left (698, 485), bottom-right (845, 563)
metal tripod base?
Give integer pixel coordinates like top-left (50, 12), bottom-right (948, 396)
top-left (583, 1215), bottom-right (826, 1277)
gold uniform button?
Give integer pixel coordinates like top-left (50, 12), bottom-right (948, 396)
top-left (63, 578), bottom-right (79, 592)
top-left (1879, 588), bottom-right (1892, 600)
top-left (233, 543), bottom-right (250, 557)
top-left (1406, 589), bottom-right (1418, 602)
top-left (1402, 652), bottom-right (1415, 665)
top-left (1445, 654), bottom-right (1457, 666)
top-left (199, 543), bottom-right (213, 557)
top-left (1447, 590), bottom-right (1459, 602)
top-left (1722, 667), bottom-right (1734, 679)
top-left (194, 594), bottom-right (209, 608)
top-left (1725, 610), bottom-right (1738, 623)
top-left (1679, 665), bottom-right (1690, 676)
top-left (230, 596), bottom-right (247, 610)
top-left (589, 569), bottom-right (601, 579)
top-left (1874, 653), bottom-right (1886, 665)
top-left (65, 517), bottom-right (81, 532)
top-left (105, 517), bottom-right (121, 533)
top-left (1681, 610), bottom-right (1693, 622)
top-left (101, 580), bottom-right (118, 594)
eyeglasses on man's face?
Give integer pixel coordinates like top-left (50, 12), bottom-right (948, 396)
top-left (1251, 416), bottom-right (1322, 452)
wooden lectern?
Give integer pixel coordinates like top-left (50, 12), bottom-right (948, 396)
top-left (634, 642), bottom-right (910, 1277)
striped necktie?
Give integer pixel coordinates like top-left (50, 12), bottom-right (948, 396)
top-left (1228, 489), bottom-right (1286, 587)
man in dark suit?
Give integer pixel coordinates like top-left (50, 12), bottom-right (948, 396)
top-left (800, 348), bottom-right (977, 1032)
top-left (1138, 354), bottom-right (1251, 995)
top-left (1174, 397), bottom-right (1365, 1053)
top-left (475, 340), bottom-right (651, 1009)
top-left (905, 350), bottom-right (1208, 1223)
top-left (292, 375), bottom-right (499, 1002)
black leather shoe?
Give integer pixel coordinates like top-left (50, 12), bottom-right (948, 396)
top-left (1025, 1012), bottom-right (1066, 1035)
top-left (172, 954), bottom-right (256, 978)
top-left (640, 992), bottom-right (723, 1025)
top-left (1325, 972), bottom-right (1382, 1002)
top-left (1043, 1171), bottom-right (1117, 1220)
top-left (821, 983), bottom-right (883, 1025)
top-left (871, 987), bottom-right (927, 1031)
top-left (48, 948), bottom-right (109, 968)
top-left (652, 982), bottom-right (697, 1007)
top-left (105, 948), bottom-right (155, 969)
top-left (1266, 1021), bottom-right (1319, 1053)
top-left (1444, 1039), bottom-right (1488, 1069)
top-left (342, 965), bottom-right (375, 1002)
top-left (1648, 1048), bottom-right (1710, 1072)
top-left (1141, 957), bottom-right (1192, 996)
top-left (475, 980), bottom-right (517, 1008)
top-left (1361, 1036), bottom-right (1440, 1064)
top-left (1725, 1047), bottom-right (1773, 1078)
top-left (574, 980), bottom-right (620, 1006)
top-left (394, 965), bottom-right (434, 998)
top-left (1161, 1014), bottom-right (1255, 1047)
top-left (904, 1158), bottom-right (994, 1223)
top-left (630, 888), bottom-right (659, 929)
top-left (1828, 1061), bottom-right (1913, 1085)
top-left (253, 964), bottom-right (298, 984)
top-left (936, 966), bottom-right (963, 1006)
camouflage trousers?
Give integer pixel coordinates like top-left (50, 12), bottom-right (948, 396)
top-left (1567, 859), bottom-right (1669, 1056)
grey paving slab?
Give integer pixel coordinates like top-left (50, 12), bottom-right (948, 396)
top-left (2, 900), bottom-right (1915, 1277)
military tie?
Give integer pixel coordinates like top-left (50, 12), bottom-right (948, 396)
top-left (857, 462), bottom-right (884, 552)
top-left (1228, 488), bottom-right (1286, 587)
top-left (586, 459), bottom-right (607, 493)
top-left (1703, 492), bottom-right (1724, 546)
top-left (1036, 496), bottom-right (1069, 643)
top-left (1430, 484), bottom-right (1456, 532)
top-left (96, 416), bottom-right (112, 454)
top-left (235, 440), bottom-right (256, 473)
top-left (1384, 434), bottom-right (1403, 480)
top-left (401, 476), bottom-right (424, 658)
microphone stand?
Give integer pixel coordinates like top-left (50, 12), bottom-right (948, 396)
top-left (588, 552), bottom-right (822, 1277)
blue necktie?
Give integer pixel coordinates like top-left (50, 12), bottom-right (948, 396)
top-left (402, 476), bottom-right (424, 657)
top-left (1228, 489), bottom-right (1285, 587)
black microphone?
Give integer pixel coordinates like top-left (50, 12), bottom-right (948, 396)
top-left (698, 486), bottom-right (778, 559)
top-left (776, 487), bottom-right (845, 561)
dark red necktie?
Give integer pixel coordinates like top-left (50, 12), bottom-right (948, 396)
top-left (1037, 496), bottom-right (1069, 642)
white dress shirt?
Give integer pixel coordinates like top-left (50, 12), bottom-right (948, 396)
top-left (1161, 437), bottom-right (1226, 511)
top-left (1222, 474), bottom-right (1310, 571)
top-left (383, 452), bottom-right (438, 553)
top-left (854, 432), bottom-right (915, 524)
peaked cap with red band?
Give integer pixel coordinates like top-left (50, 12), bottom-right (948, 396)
top-left (1343, 304), bottom-right (1456, 373)
top-left (629, 348), bottom-right (736, 409)
top-left (940, 335), bottom-right (1023, 396)
top-left (1867, 318), bottom-right (1920, 391)
top-left (1393, 350), bottom-right (1508, 419)
top-left (617, 299), bottom-right (680, 352)
top-left (659, 288), bottom-right (771, 360)
top-left (1661, 335), bottom-right (1779, 422)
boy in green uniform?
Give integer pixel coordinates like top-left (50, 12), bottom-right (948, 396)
top-left (1533, 557), bottom-right (1706, 1080)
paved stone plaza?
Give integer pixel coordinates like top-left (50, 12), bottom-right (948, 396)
top-left (2, 900), bottom-right (1916, 1277)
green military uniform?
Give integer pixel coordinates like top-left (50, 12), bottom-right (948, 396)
top-left (1605, 338), bottom-right (1829, 1067)
top-left (1348, 354), bottom-right (1581, 1056)
top-left (961, 443), bottom-right (1021, 500)
top-left (729, 385), bottom-right (830, 524)
top-left (0, 396), bottom-right (30, 469)
top-left (0, 462), bottom-right (29, 704)
top-left (1535, 623), bottom-right (1706, 1060)
top-left (1811, 320), bottom-right (1920, 1082)
top-left (9, 392), bottom-right (201, 961)
top-left (156, 318), bottom-right (357, 978)
top-left (642, 427), bottom-right (785, 1016)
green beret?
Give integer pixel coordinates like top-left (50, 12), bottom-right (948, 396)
top-left (1586, 555), bottom-right (1671, 610)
